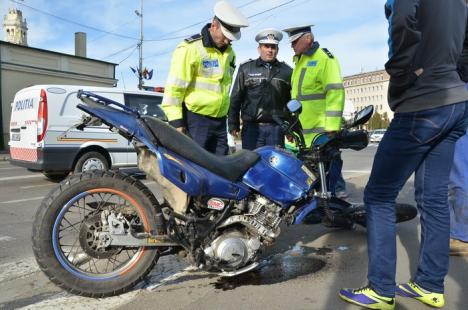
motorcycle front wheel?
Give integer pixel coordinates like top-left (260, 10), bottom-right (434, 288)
top-left (351, 203), bottom-right (418, 228)
top-left (32, 170), bottom-right (162, 297)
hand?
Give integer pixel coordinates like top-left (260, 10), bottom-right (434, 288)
top-left (280, 121), bottom-right (291, 133)
top-left (230, 130), bottom-right (239, 138)
top-left (414, 68), bottom-right (424, 76)
top-left (176, 127), bottom-right (186, 134)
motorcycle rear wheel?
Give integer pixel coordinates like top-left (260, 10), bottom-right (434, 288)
top-left (32, 170), bottom-right (162, 297)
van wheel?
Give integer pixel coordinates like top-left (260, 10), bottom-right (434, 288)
top-left (43, 171), bottom-right (68, 181)
top-left (74, 151), bottom-right (109, 174)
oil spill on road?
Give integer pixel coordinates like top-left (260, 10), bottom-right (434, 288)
top-left (213, 246), bottom-right (330, 291)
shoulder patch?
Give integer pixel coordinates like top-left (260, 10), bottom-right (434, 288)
top-left (184, 34), bottom-right (202, 43)
top-left (321, 48), bottom-right (334, 58)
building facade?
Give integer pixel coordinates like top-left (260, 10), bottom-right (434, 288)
top-left (343, 69), bottom-right (393, 121)
top-left (0, 40), bottom-right (117, 150)
top-left (0, 8), bottom-right (119, 150)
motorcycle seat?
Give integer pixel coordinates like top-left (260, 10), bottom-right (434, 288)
top-left (141, 116), bottom-right (260, 182)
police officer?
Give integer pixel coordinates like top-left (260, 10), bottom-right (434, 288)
top-left (161, 0), bottom-right (248, 155)
top-left (283, 25), bottom-right (347, 198)
top-left (282, 24), bottom-right (345, 146)
top-left (228, 28), bottom-right (292, 150)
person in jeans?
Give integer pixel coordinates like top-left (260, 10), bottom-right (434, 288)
top-left (339, 1), bottom-right (468, 309)
top-left (449, 129), bottom-right (468, 256)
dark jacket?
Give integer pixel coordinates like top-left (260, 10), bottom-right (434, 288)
top-left (385, 0), bottom-right (468, 112)
top-left (228, 58), bottom-right (292, 132)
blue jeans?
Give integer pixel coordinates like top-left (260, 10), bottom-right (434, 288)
top-left (241, 122), bottom-right (284, 150)
top-left (327, 154), bottom-right (347, 194)
top-left (364, 101), bottom-right (468, 297)
top-left (449, 129), bottom-right (468, 242)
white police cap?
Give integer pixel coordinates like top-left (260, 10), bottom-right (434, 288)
top-left (255, 28), bottom-right (283, 45)
top-left (214, 0), bottom-right (249, 41)
top-left (282, 24), bottom-right (313, 43)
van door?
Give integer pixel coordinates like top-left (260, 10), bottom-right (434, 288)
top-left (58, 90), bottom-right (129, 169)
top-left (9, 87), bottom-right (42, 163)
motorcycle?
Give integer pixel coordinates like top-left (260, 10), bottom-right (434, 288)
top-left (32, 91), bottom-right (417, 297)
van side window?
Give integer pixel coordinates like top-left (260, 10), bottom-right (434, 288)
top-left (124, 94), bottom-right (166, 120)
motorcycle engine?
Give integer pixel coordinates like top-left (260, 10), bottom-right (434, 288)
top-left (203, 195), bottom-right (282, 269)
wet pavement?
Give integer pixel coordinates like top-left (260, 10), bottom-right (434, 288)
top-left (214, 246), bottom-right (329, 291)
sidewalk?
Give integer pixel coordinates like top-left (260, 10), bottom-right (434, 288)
top-left (0, 151), bottom-right (10, 161)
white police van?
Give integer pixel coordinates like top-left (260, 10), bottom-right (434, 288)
top-left (9, 85), bottom-right (164, 180)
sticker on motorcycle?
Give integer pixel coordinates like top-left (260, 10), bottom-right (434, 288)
top-left (269, 155), bottom-right (279, 166)
top-left (207, 198), bottom-right (225, 210)
top-left (301, 165), bottom-right (316, 181)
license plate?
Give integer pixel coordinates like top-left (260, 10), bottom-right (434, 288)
top-left (11, 133), bottom-right (20, 141)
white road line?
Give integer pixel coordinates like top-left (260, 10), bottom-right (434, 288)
top-left (0, 174), bottom-right (44, 182)
top-left (17, 256), bottom-right (189, 310)
top-left (0, 236), bottom-right (15, 242)
top-left (1, 196), bottom-right (44, 204)
top-left (0, 257), bottom-right (39, 282)
top-left (343, 170), bottom-right (371, 173)
top-left (0, 167), bottom-right (21, 170)
top-left (21, 184), bottom-right (56, 189)
top-left (18, 291), bottom-right (141, 310)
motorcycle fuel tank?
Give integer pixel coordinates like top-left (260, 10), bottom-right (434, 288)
top-left (242, 146), bottom-right (316, 205)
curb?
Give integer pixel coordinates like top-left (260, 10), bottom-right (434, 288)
top-left (0, 152), bottom-right (10, 162)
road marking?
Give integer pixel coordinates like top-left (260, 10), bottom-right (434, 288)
top-left (0, 236), bottom-right (15, 242)
top-left (0, 167), bottom-right (21, 170)
top-left (15, 256), bottom-right (189, 309)
top-left (21, 184), bottom-right (56, 189)
top-left (0, 174), bottom-right (44, 182)
top-left (1, 196), bottom-right (44, 204)
top-left (18, 291), bottom-right (141, 310)
top-left (343, 170), bottom-right (371, 173)
top-left (0, 257), bottom-right (39, 282)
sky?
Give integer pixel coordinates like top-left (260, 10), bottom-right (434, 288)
top-left (1, 0), bottom-right (390, 90)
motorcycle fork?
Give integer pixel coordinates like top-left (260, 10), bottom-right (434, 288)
top-left (316, 161), bottom-right (354, 228)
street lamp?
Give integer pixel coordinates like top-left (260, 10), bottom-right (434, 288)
top-left (135, 1), bottom-right (143, 90)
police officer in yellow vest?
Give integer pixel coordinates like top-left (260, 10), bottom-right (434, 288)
top-left (161, 0), bottom-right (248, 155)
top-left (282, 25), bottom-right (345, 147)
top-left (283, 25), bottom-right (348, 199)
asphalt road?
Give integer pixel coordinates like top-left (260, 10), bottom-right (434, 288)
top-left (0, 145), bottom-right (466, 310)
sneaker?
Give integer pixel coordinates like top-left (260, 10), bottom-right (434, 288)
top-left (450, 238), bottom-right (468, 256)
top-left (339, 285), bottom-right (395, 309)
top-left (396, 281), bottom-right (445, 308)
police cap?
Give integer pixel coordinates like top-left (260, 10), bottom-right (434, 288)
top-left (214, 0), bottom-right (249, 41)
top-left (255, 28), bottom-right (283, 45)
top-left (282, 24), bottom-right (314, 43)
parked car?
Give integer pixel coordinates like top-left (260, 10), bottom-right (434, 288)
top-left (369, 129), bottom-right (387, 143)
top-left (9, 85), bottom-right (164, 180)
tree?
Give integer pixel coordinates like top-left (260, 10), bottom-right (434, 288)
top-left (368, 111), bottom-right (390, 130)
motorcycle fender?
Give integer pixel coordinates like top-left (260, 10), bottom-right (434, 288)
top-left (293, 199), bottom-right (318, 224)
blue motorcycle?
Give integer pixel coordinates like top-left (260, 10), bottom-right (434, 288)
top-left (32, 91), bottom-right (417, 297)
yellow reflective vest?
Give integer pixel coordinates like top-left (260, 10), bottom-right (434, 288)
top-left (161, 33), bottom-right (235, 125)
top-left (291, 42), bottom-right (345, 147)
